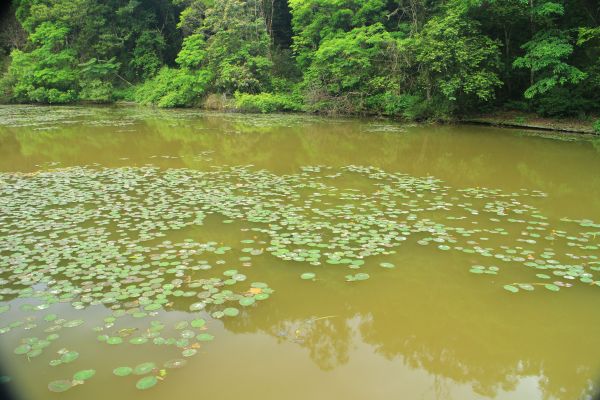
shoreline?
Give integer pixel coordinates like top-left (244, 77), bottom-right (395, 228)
top-left (2, 102), bottom-right (598, 135)
top-left (462, 112), bottom-right (597, 135)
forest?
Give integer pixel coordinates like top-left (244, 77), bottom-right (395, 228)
top-left (0, 0), bottom-right (598, 122)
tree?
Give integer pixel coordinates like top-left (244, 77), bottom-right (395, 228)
top-left (289, 0), bottom-right (388, 68)
top-left (302, 24), bottom-right (403, 113)
top-left (135, 33), bottom-right (211, 107)
top-left (78, 57), bottom-right (120, 102)
top-left (7, 22), bottom-right (78, 103)
top-left (511, 1), bottom-right (587, 99)
top-left (414, 5), bottom-right (502, 105)
top-left (130, 30), bottom-right (167, 80)
top-left (202, 0), bottom-right (273, 94)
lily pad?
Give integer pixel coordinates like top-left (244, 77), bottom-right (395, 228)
top-left (136, 375), bottom-right (158, 390)
top-left (164, 359), bottom-right (187, 369)
top-left (182, 348), bottom-right (197, 357)
top-left (196, 333), bottom-right (214, 341)
top-left (107, 337), bottom-right (123, 345)
top-left (239, 297), bottom-right (255, 307)
top-left (545, 284), bottom-right (560, 292)
top-left (14, 344), bottom-right (31, 355)
top-left (223, 307), bottom-right (239, 317)
top-left (60, 351), bottom-right (79, 363)
top-left (503, 285), bottom-right (519, 293)
top-left (113, 366), bottom-right (133, 377)
top-left (134, 362), bottom-right (156, 375)
top-left (73, 369), bottom-right (96, 381)
top-left (48, 380), bottom-right (72, 393)
top-left (191, 319), bottom-right (206, 328)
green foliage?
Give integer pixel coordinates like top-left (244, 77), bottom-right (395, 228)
top-left (414, 7), bottom-right (502, 104)
top-left (514, 31), bottom-right (587, 99)
top-left (593, 120), bottom-right (600, 134)
top-left (130, 30), bottom-right (166, 80)
top-left (177, 0), bottom-right (207, 36)
top-left (176, 34), bottom-right (206, 69)
top-left (289, 0), bottom-right (387, 68)
top-left (78, 57), bottom-right (119, 102)
top-left (532, 87), bottom-right (591, 117)
top-left (0, 0), bottom-right (598, 119)
top-left (79, 79), bottom-right (113, 103)
top-left (201, 0), bottom-right (273, 94)
top-left (364, 93), bottom-right (425, 119)
top-left (304, 25), bottom-right (396, 96)
top-left (302, 24), bottom-right (405, 114)
top-left (112, 86), bottom-right (136, 102)
top-left (7, 22), bottom-right (78, 103)
top-left (134, 67), bottom-right (211, 108)
top-left (234, 92), bottom-right (303, 113)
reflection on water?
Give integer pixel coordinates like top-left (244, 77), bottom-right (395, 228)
top-left (1, 105), bottom-right (600, 400)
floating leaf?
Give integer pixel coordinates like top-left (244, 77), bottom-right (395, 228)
top-left (60, 351), bottom-right (79, 363)
top-left (300, 272), bottom-right (316, 280)
top-left (239, 297), bottom-right (255, 307)
top-left (64, 319), bottom-right (84, 328)
top-left (113, 367), bottom-right (133, 377)
top-left (134, 362), bottom-right (157, 375)
top-left (48, 380), bottom-right (72, 393)
top-left (503, 285), bottom-right (519, 293)
top-left (545, 284), bottom-right (560, 292)
top-left (129, 337), bottom-right (148, 345)
top-left (14, 344), bottom-right (31, 355)
top-left (191, 319), bottom-right (206, 328)
top-left (107, 337), bottom-right (123, 345)
top-left (136, 376), bottom-right (158, 390)
top-left (223, 307), bottom-right (240, 317)
top-left (73, 369), bottom-right (95, 381)
top-left (182, 348), bottom-right (197, 357)
top-left (189, 302), bottom-right (205, 312)
top-left (255, 293), bottom-right (270, 301)
top-left (196, 333), bottom-right (214, 341)
top-left (163, 359), bottom-right (187, 369)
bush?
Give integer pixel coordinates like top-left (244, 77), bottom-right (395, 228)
top-left (78, 79), bottom-right (114, 103)
top-left (532, 87), bottom-right (590, 117)
top-left (202, 93), bottom-right (233, 110)
top-left (234, 92), bottom-right (303, 113)
top-left (364, 93), bottom-right (423, 119)
top-left (302, 24), bottom-right (400, 112)
top-left (0, 68), bottom-right (16, 103)
top-left (6, 23), bottom-right (79, 104)
top-left (593, 119), bottom-right (600, 134)
top-left (134, 67), bottom-right (211, 108)
top-left (112, 86), bottom-right (136, 102)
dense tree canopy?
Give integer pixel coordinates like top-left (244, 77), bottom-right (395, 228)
top-left (0, 0), bottom-right (598, 119)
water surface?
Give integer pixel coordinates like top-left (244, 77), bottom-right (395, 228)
top-left (1, 105), bottom-right (600, 400)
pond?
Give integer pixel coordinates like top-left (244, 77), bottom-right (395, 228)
top-left (1, 105), bottom-right (600, 400)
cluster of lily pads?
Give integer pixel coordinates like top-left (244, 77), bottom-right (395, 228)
top-left (0, 166), bottom-right (282, 392)
top-left (1, 163), bottom-right (599, 393)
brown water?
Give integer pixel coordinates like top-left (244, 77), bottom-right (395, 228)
top-left (1, 105), bottom-right (600, 400)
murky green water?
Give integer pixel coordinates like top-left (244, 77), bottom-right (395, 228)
top-left (1, 105), bottom-right (600, 400)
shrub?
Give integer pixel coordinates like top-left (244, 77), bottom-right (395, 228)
top-left (234, 92), bottom-right (302, 113)
top-left (202, 93), bottom-right (231, 110)
top-left (364, 93), bottom-right (423, 119)
top-left (7, 23), bottom-right (79, 104)
top-left (593, 119), bottom-right (600, 134)
top-left (134, 67), bottom-right (211, 108)
top-left (112, 86), bottom-right (136, 102)
top-left (533, 87), bottom-right (590, 117)
top-left (79, 79), bottom-right (114, 103)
